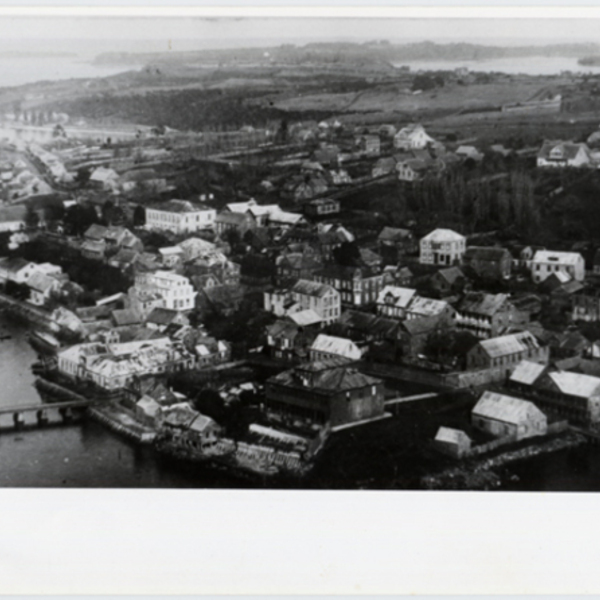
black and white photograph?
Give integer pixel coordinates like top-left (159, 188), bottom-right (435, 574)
top-left (3, 8), bottom-right (600, 495)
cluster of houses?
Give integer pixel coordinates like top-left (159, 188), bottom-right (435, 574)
top-left (8, 113), bottom-right (600, 459)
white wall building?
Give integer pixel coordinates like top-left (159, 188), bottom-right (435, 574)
top-left (145, 200), bottom-right (216, 234)
top-left (419, 228), bottom-right (466, 266)
top-left (135, 270), bottom-right (197, 311)
top-left (530, 250), bottom-right (585, 283)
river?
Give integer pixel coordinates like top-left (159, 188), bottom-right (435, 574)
top-left (0, 313), bottom-right (250, 488)
top-left (3, 312), bottom-right (600, 490)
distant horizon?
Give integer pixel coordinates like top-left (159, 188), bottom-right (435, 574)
top-left (4, 34), bottom-right (600, 61)
top-left (0, 16), bottom-right (599, 57)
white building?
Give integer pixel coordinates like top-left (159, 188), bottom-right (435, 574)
top-left (309, 334), bottom-right (363, 363)
top-left (0, 257), bottom-right (39, 284)
top-left (537, 141), bottom-right (591, 168)
top-left (57, 338), bottom-right (194, 391)
top-left (530, 250), bottom-right (585, 283)
top-left (376, 285), bottom-right (417, 319)
top-left (393, 124), bottom-right (435, 151)
top-left (135, 270), bottom-right (196, 311)
top-left (419, 228), bottom-right (466, 266)
top-left (145, 200), bottom-right (216, 234)
top-left (263, 279), bottom-right (341, 325)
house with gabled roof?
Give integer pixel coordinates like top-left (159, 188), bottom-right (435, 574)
top-left (537, 141), bottom-right (592, 168)
top-left (466, 330), bottom-right (549, 374)
top-left (472, 391), bottom-right (547, 441)
top-left (530, 250), bottom-right (585, 283)
top-left (309, 333), bottom-right (363, 363)
top-left (455, 292), bottom-right (516, 339)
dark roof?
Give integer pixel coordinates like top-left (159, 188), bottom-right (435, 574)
top-left (292, 279), bottom-right (334, 298)
top-left (146, 307), bottom-right (184, 326)
top-left (458, 292), bottom-right (510, 316)
top-left (0, 256), bottom-right (30, 273)
top-left (215, 212), bottom-right (252, 225)
top-left (269, 362), bottom-right (382, 394)
top-left (463, 246), bottom-right (511, 262)
top-left (378, 226), bottom-right (413, 243)
top-left (433, 266), bottom-right (464, 285)
top-left (111, 308), bottom-right (142, 327)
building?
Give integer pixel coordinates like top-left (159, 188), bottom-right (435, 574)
top-left (356, 134), bottom-right (380, 156)
top-left (433, 427), bottom-right (472, 458)
top-left (462, 246), bottom-right (512, 281)
top-left (214, 211), bottom-right (256, 237)
top-left (27, 271), bottom-right (61, 306)
top-left (309, 334), bottom-right (363, 363)
top-left (472, 391), bottom-right (548, 441)
top-left (530, 250), bottom-right (585, 283)
top-left (572, 290), bottom-right (600, 322)
top-left (290, 280), bottom-right (341, 325)
top-left (311, 265), bottom-right (391, 307)
top-left (127, 286), bottom-right (165, 319)
top-left (265, 318), bottom-right (319, 364)
top-left (194, 337), bottom-right (231, 367)
top-left (377, 227), bottom-right (417, 262)
top-left (455, 292), bottom-right (516, 339)
top-left (303, 198), bottom-right (341, 218)
top-left (404, 296), bottom-right (454, 325)
top-left (393, 124), bottom-right (435, 151)
top-left (145, 200), bottom-right (216, 234)
top-left (419, 228), bottom-right (466, 266)
top-left (134, 271), bottom-right (196, 311)
top-left (430, 266), bottom-right (466, 297)
top-left (396, 158), bottom-right (432, 182)
top-left (145, 307), bottom-right (190, 332)
top-left (466, 331), bottom-right (549, 373)
top-left (537, 141), bottom-right (592, 168)
top-left (275, 252), bottom-right (322, 286)
top-left (376, 285), bottom-right (417, 319)
top-left (0, 257), bottom-right (39, 285)
top-left (57, 338), bottom-right (195, 391)
top-left (524, 370), bottom-right (600, 425)
top-left (265, 360), bottom-right (385, 428)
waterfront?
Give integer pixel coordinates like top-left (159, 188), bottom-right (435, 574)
top-left (0, 313), bottom-right (250, 487)
top-left (4, 312), bottom-right (600, 490)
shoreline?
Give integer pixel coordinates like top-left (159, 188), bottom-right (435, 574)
top-left (420, 431), bottom-right (586, 490)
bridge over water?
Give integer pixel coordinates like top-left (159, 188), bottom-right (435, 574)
top-left (0, 399), bottom-right (99, 429)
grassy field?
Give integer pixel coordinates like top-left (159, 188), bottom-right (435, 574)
top-left (271, 78), bottom-right (559, 115)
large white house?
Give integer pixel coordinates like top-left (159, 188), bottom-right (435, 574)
top-left (393, 124), bottom-right (435, 151)
top-left (145, 200), bottom-right (216, 234)
top-left (536, 141), bottom-right (592, 169)
top-left (135, 271), bottom-right (196, 311)
top-left (57, 338), bottom-right (194, 391)
top-left (530, 250), bottom-right (585, 283)
top-left (419, 228), bottom-right (466, 266)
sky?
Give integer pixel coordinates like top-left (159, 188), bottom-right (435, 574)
top-left (1, 15), bottom-right (600, 55)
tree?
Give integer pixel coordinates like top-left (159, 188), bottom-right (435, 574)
top-left (333, 241), bottom-right (361, 267)
top-left (133, 204), bottom-right (146, 227)
top-left (24, 206), bottom-right (40, 230)
top-left (193, 389), bottom-right (227, 424)
top-left (101, 199), bottom-right (116, 225)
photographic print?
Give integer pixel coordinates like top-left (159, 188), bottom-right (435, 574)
top-left (3, 8), bottom-right (600, 492)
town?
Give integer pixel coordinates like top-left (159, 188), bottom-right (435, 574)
top-left (4, 41), bottom-right (600, 488)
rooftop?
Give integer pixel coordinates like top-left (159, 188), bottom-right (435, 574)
top-left (473, 391), bottom-right (545, 426)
